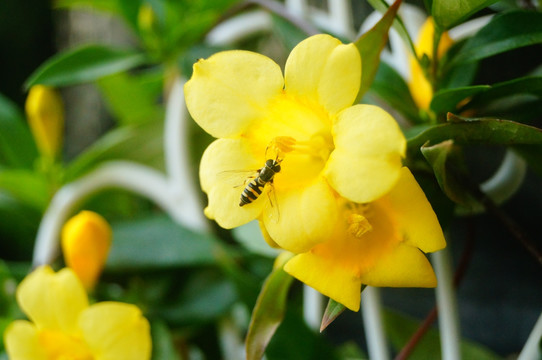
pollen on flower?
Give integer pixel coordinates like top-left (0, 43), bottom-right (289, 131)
top-left (347, 213), bottom-right (372, 238)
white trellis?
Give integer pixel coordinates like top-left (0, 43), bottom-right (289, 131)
top-left (32, 1), bottom-right (539, 359)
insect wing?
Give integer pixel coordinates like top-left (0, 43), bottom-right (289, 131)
top-left (265, 183), bottom-right (280, 223)
top-left (217, 169), bottom-right (260, 188)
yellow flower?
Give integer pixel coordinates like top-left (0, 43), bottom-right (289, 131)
top-left (25, 85), bottom-right (64, 159)
top-left (408, 17), bottom-right (453, 110)
top-left (284, 168), bottom-right (446, 311)
top-left (61, 211), bottom-right (112, 291)
top-left (3, 266), bottom-right (151, 360)
top-left (185, 34), bottom-right (406, 253)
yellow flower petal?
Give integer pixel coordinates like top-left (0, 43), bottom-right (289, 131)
top-left (16, 266), bottom-right (88, 334)
top-left (359, 243), bottom-right (437, 287)
top-left (200, 138), bottom-right (265, 228)
top-left (325, 104), bottom-right (406, 203)
top-left (263, 177), bottom-right (339, 253)
top-left (284, 34), bottom-right (361, 115)
top-left (387, 168), bottom-right (446, 253)
top-left (79, 302), bottom-right (151, 360)
top-left (25, 85), bottom-right (64, 158)
top-left (185, 50), bottom-right (284, 138)
top-left (61, 210), bottom-right (112, 291)
top-left (284, 253), bottom-right (362, 311)
top-left (4, 320), bottom-right (47, 360)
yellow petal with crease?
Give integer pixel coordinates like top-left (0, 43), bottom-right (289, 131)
top-left (263, 177), bottom-right (339, 253)
top-left (4, 320), bottom-right (47, 360)
top-left (359, 243), bottom-right (437, 287)
top-left (285, 253), bottom-right (362, 311)
top-left (79, 302), bottom-right (151, 360)
top-left (325, 104), bottom-right (406, 203)
top-left (200, 138), bottom-right (266, 228)
top-left (16, 266), bottom-right (88, 334)
top-left (284, 34), bottom-right (361, 115)
top-left (387, 168), bottom-right (446, 253)
top-left (185, 50), bottom-right (284, 138)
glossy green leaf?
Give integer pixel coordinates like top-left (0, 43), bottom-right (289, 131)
top-left (246, 252), bottom-right (295, 360)
top-left (384, 309), bottom-right (502, 359)
top-left (421, 140), bottom-right (477, 205)
top-left (355, 0), bottom-right (403, 102)
top-left (97, 71), bottom-right (163, 125)
top-left (0, 170), bottom-right (49, 211)
top-left (107, 215), bottom-right (226, 271)
top-left (432, 0), bottom-right (499, 30)
top-left (320, 298), bottom-right (346, 332)
top-left (430, 85), bottom-right (490, 114)
top-left (0, 94), bottom-right (37, 168)
top-left (62, 120), bottom-right (164, 182)
top-left (368, 62), bottom-right (420, 122)
top-left (407, 114), bottom-right (542, 158)
top-left (25, 44), bottom-right (147, 88)
top-left (450, 11), bottom-right (542, 65)
top-left (464, 76), bottom-right (542, 110)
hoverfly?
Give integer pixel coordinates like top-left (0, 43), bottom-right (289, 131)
top-left (239, 158), bottom-right (282, 207)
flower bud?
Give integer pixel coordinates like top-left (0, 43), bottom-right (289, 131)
top-left (25, 85), bottom-right (64, 159)
top-left (61, 211), bottom-right (112, 290)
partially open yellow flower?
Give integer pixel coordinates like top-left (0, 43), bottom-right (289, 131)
top-left (284, 168), bottom-right (446, 311)
top-left (61, 211), bottom-right (112, 290)
top-left (4, 266), bottom-right (151, 360)
top-left (25, 85), bottom-right (64, 159)
top-left (185, 34), bottom-right (406, 253)
top-left (408, 17), bottom-right (453, 110)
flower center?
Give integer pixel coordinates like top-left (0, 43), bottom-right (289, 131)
top-left (245, 93), bottom-right (335, 189)
top-left (39, 330), bottom-right (93, 360)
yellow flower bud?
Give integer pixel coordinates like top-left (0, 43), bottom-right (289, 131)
top-left (138, 3), bottom-right (157, 33)
top-left (25, 85), bottom-right (64, 158)
top-left (61, 211), bottom-right (112, 290)
top-left (408, 17), bottom-right (453, 110)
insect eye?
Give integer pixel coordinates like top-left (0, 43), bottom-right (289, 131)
top-left (275, 164), bottom-right (281, 172)
top-left (265, 159), bottom-right (274, 167)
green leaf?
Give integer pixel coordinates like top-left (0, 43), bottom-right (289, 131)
top-left (62, 120), bottom-right (164, 182)
top-left (150, 321), bottom-right (182, 360)
top-left (384, 309), bottom-right (503, 360)
top-left (0, 193), bottom-right (41, 257)
top-left (449, 11), bottom-right (542, 66)
top-left (366, 0), bottom-right (416, 57)
top-left (107, 215), bottom-right (227, 271)
top-left (430, 85), bottom-right (490, 115)
top-left (320, 298), bottom-right (346, 332)
top-left (151, 271), bottom-right (237, 325)
top-left (407, 114), bottom-right (542, 158)
top-left (25, 44), bottom-right (147, 88)
top-left (54, 0), bottom-right (119, 13)
top-left (0, 94), bottom-right (37, 168)
top-left (272, 14), bottom-right (308, 52)
top-left (432, 0), bottom-right (499, 30)
top-left (246, 252), bottom-right (295, 360)
top-left (464, 76), bottom-right (542, 110)
top-left (421, 140), bottom-right (477, 205)
top-left (354, 0), bottom-right (403, 102)
top-left (0, 170), bottom-right (49, 211)
top-left (368, 62), bottom-right (420, 123)
top-left (97, 71), bottom-right (163, 125)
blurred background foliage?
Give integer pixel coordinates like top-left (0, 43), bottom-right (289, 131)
top-left (0, 0), bottom-right (541, 359)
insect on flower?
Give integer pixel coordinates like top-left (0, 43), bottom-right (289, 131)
top-left (239, 157), bottom-right (281, 207)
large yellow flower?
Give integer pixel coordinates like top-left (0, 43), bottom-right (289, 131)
top-left (185, 34), bottom-right (406, 253)
top-left (4, 266), bottom-right (151, 360)
top-left (284, 167), bottom-right (446, 311)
